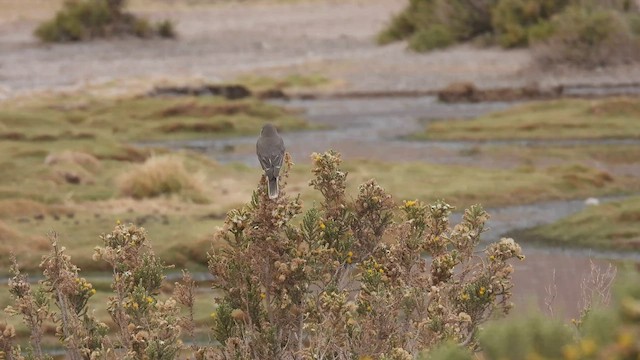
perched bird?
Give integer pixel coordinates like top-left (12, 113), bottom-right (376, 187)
top-left (256, 123), bottom-right (285, 199)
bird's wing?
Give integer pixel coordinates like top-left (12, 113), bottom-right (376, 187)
top-left (256, 135), bottom-right (285, 175)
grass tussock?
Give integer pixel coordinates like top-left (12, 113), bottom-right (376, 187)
top-left (35, 0), bottom-right (175, 42)
top-left (417, 97), bottom-right (640, 141)
top-left (44, 150), bottom-right (101, 171)
top-left (117, 155), bottom-right (207, 203)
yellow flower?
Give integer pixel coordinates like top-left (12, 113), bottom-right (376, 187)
top-left (210, 312), bottom-right (217, 319)
top-left (404, 200), bottom-right (417, 208)
top-left (116, 219), bottom-right (121, 225)
top-left (617, 330), bottom-right (634, 349)
top-left (260, 293), bottom-right (266, 300)
top-left (347, 251), bottom-right (353, 257)
top-left (489, 255), bottom-right (495, 261)
top-left (132, 302), bottom-right (139, 310)
top-left (346, 258), bottom-right (352, 264)
top-left (461, 293), bottom-right (470, 301)
top-left (562, 344), bottom-right (579, 360)
top-left (319, 222), bottom-right (326, 230)
top-left (146, 296), bottom-right (153, 304)
top-left (478, 287), bottom-right (486, 296)
top-left (90, 289), bottom-right (96, 295)
top-left (579, 338), bottom-right (597, 356)
top-left (378, 268), bottom-right (384, 274)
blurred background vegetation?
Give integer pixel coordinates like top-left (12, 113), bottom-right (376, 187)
top-left (379, 0), bottom-right (640, 68)
top-left (35, 0), bottom-right (175, 42)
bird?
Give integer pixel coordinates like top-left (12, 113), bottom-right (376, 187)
top-left (256, 123), bottom-right (285, 199)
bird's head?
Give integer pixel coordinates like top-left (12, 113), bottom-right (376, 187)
top-left (261, 123), bottom-right (279, 137)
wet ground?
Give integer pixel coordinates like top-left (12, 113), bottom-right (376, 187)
top-left (144, 95), bottom-right (640, 318)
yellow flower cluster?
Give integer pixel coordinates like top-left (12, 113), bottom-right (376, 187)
top-left (75, 278), bottom-right (96, 296)
top-left (346, 251), bottom-right (353, 264)
top-left (562, 338), bottom-right (597, 360)
top-left (403, 200), bottom-right (417, 208)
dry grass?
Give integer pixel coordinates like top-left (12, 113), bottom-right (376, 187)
top-left (117, 155), bottom-right (208, 203)
top-left (44, 150), bottom-right (101, 171)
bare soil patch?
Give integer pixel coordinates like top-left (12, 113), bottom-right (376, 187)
top-left (2, 0), bottom-right (640, 100)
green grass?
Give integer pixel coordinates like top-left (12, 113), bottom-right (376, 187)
top-left (414, 98), bottom-right (640, 141)
top-left (0, 93), bottom-right (308, 204)
top-left (510, 196), bottom-right (640, 251)
top-left (1, 92), bottom-right (640, 276)
top-left (462, 143), bottom-right (640, 168)
top-left (0, 92), bottom-right (308, 274)
top-left (2, 209), bottom-right (224, 273)
top-left (234, 73), bottom-right (334, 93)
top-left (333, 160), bottom-right (640, 209)
top-left (3, 154), bottom-right (638, 275)
top-left (0, 94), bottom-right (308, 142)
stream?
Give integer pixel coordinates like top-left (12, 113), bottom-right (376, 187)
top-left (148, 95), bottom-right (639, 318)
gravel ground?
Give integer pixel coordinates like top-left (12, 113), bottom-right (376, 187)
top-left (2, 0), bottom-right (640, 99)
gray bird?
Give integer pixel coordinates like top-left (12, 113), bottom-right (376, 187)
top-left (256, 123), bottom-right (285, 199)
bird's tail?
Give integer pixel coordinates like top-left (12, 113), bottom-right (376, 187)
top-left (268, 177), bottom-right (279, 199)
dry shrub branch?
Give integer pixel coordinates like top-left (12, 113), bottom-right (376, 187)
top-left (206, 150), bottom-right (524, 359)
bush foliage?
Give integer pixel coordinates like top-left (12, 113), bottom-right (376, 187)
top-left (206, 151), bottom-right (523, 358)
top-left (35, 0), bottom-right (175, 42)
top-left (380, 0), bottom-right (640, 67)
top-left (3, 150), bottom-right (638, 359)
top-left (1, 150), bottom-right (526, 359)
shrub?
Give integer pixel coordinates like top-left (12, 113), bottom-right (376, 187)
top-left (35, 0), bottom-right (176, 42)
top-left (377, 11), bottom-right (416, 44)
top-left (379, 0), bottom-right (640, 68)
top-left (117, 155), bottom-right (207, 203)
top-left (409, 25), bottom-right (455, 52)
top-left (156, 20), bottom-right (177, 39)
top-left (206, 151), bottom-right (524, 358)
top-left (5, 227), bottom-right (196, 359)
top-left (378, 0), bottom-right (496, 48)
top-left (491, 0), bottom-right (570, 47)
top-left (532, 6), bottom-right (640, 68)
